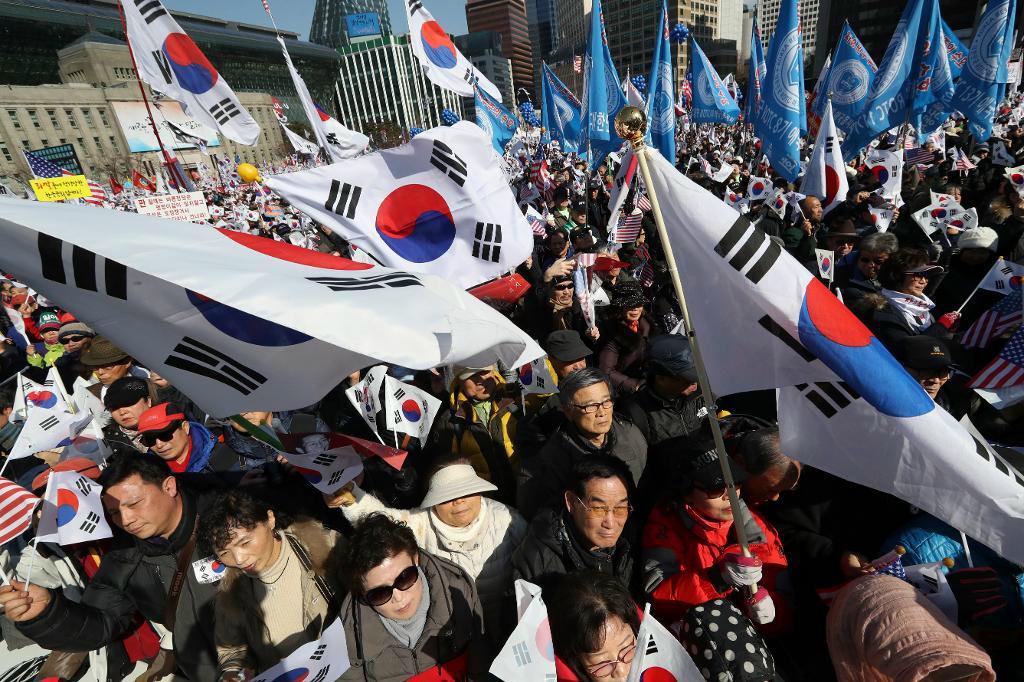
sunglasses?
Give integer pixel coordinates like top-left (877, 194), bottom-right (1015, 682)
top-left (140, 422), bottom-right (183, 447)
top-left (61, 335), bottom-right (87, 343)
top-left (363, 564), bottom-right (419, 606)
top-left (554, 283), bottom-right (574, 291)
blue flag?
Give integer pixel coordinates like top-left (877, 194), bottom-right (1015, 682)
top-left (582, 0), bottom-right (627, 165)
top-left (753, 0), bottom-right (804, 182)
top-left (473, 86), bottom-right (519, 154)
top-left (745, 19), bottom-right (767, 121)
top-left (948, 0), bottom-right (1015, 142)
top-left (941, 19), bottom-right (967, 80)
top-left (541, 62), bottom-right (582, 153)
top-left (842, 0), bottom-right (932, 159)
top-left (690, 38), bottom-right (740, 126)
top-left (914, 2), bottom-right (956, 139)
top-left (646, 0), bottom-right (676, 162)
top-left (815, 21), bottom-right (876, 135)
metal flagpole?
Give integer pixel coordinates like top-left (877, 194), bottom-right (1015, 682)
top-left (613, 105), bottom-right (755, 562)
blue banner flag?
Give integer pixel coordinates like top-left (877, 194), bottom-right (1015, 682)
top-left (753, 0), bottom-right (804, 181)
top-left (815, 21), bottom-right (876, 135)
top-left (473, 86), bottom-right (519, 154)
top-left (582, 0), bottom-right (627, 165)
top-left (541, 62), bottom-right (582, 153)
top-left (646, 0), bottom-right (676, 162)
top-left (914, 2), bottom-right (956, 139)
top-left (690, 38), bottom-right (740, 126)
top-left (948, 0), bottom-right (1015, 142)
top-left (941, 19), bottom-right (967, 80)
top-left (842, 0), bottom-right (932, 159)
top-left (745, 18), bottom-right (767, 121)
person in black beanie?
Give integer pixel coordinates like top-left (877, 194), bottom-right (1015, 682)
top-left (102, 376), bottom-right (159, 453)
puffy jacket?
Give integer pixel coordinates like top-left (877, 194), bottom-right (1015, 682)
top-left (146, 420), bottom-right (238, 474)
top-left (642, 500), bottom-right (791, 633)
top-left (339, 551), bottom-right (490, 681)
top-left (516, 417), bottom-right (647, 520)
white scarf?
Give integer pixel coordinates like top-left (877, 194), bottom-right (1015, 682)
top-left (881, 288), bottom-right (935, 331)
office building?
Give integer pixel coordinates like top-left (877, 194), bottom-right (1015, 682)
top-left (455, 31), bottom-right (516, 106)
top-left (309, 0), bottom-right (391, 49)
top-left (757, 0), bottom-right (819, 65)
top-left (526, 0), bottom-right (559, 97)
top-left (466, 0), bottom-right (535, 98)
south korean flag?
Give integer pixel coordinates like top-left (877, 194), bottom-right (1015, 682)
top-left (383, 375), bottom-right (441, 441)
top-left (36, 471), bottom-right (113, 546)
top-left (250, 618), bottom-right (350, 682)
top-left (278, 446), bottom-right (363, 496)
top-left (517, 357), bottom-right (557, 396)
top-left (122, 0), bottom-right (260, 145)
top-left (265, 123), bottom-right (535, 289)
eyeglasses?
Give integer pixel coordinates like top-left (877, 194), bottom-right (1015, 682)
top-left (140, 422), bottom-right (183, 447)
top-left (904, 271), bottom-right (932, 279)
top-left (574, 495), bottom-right (632, 519)
top-left (831, 236), bottom-right (859, 245)
top-left (586, 641), bottom-right (637, 678)
top-left (858, 257), bottom-right (886, 265)
top-left (363, 564), bottom-right (420, 606)
top-left (61, 335), bottom-right (87, 343)
top-left (572, 398), bottom-right (614, 414)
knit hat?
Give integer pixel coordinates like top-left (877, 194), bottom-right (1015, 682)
top-left (137, 402), bottom-right (186, 433)
top-left (57, 321), bottom-right (95, 342)
top-left (37, 309), bottom-right (61, 333)
top-left (956, 227), bottom-right (999, 252)
top-left (103, 376), bottom-right (151, 410)
top-left (80, 336), bottom-right (129, 366)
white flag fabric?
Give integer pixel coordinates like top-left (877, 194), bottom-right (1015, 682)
top-left (266, 123), bottom-right (534, 289)
top-left (250, 618), bottom-right (350, 682)
top-left (746, 175), bottom-right (774, 202)
top-left (344, 365), bottom-right (388, 441)
top-left (517, 357), bottom-right (557, 395)
top-left (280, 120), bottom-right (320, 156)
top-left (607, 148), bottom-right (639, 219)
top-left (36, 471), bottom-right (112, 545)
top-left (8, 409), bottom-right (91, 461)
top-left (777, 384), bottom-right (1024, 565)
top-left (978, 258), bottom-right (1024, 293)
top-left (121, 0), bottom-right (260, 145)
top-left (490, 580), bottom-right (557, 681)
top-left (626, 604), bottom-right (704, 682)
top-left (800, 100), bottom-right (849, 215)
top-left (12, 372), bottom-right (67, 424)
top-left (815, 249), bottom-right (835, 281)
top-left (912, 201), bottom-right (978, 239)
top-left (406, 0), bottom-right (503, 101)
top-left (864, 149), bottom-right (903, 202)
top-left (712, 162), bottom-right (734, 184)
top-left (643, 148), bottom-right (836, 394)
top-left (0, 201), bottom-right (543, 417)
top-left (624, 78), bottom-right (646, 108)
top-left (278, 446), bottom-right (363, 495)
top-left (868, 205), bottom-right (895, 232)
top-left (383, 375), bottom-right (442, 440)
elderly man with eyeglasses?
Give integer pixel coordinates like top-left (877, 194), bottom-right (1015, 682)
top-left (512, 456), bottom-right (637, 594)
top-left (516, 367), bottom-right (647, 520)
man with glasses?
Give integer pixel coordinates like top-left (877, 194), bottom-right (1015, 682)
top-left (517, 368), bottom-right (647, 519)
top-left (337, 513), bottom-right (489, 680)
top-left (137, 402), bottom-right (237, 474)
top-left (512, 456), bottom-right (636, 593)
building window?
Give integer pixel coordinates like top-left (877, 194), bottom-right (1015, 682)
top-left (28, 110), bottom-right (41, 129)
top-left (0, 141), bottom-right (11, 162)
top-left (7, 110), bottom-right (21, 130)
top-left (59, 138), bottom-right (66, 144)
top-left (41, 138), bottom-right (49, 146)
top-left (98, 109), bottom-right (110, 127)
top-left (76, 137), bottom-right (84, 149)
top-left (65, 109), bottom-right (79, 128)
top-left (93, 136), bottom-right (102, 147)
top-left (109, 135), bottom-right (116, 146)
top-left (47, 109), bottom-right (60, 128)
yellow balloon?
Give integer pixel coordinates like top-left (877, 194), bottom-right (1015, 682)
top-left (236, 163), bottom-right (261, 184)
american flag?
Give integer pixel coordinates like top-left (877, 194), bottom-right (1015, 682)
top-left (961, 289), bottom-right (1023, 348)
top-left (876, 556), bottom-right (909, 583)
top-left (951, 147), bottom-right (976, 171)
top-left (905, 147), bottom-right (934, 167)
top-left (530, 150), bottom-right (551, 190)
top-left (968, 323), bottom-right (1024, 389)
top-left (612, 212), bottom-right (642, 243)
top-left (573, 55), bottom-right (583, 73)
top-left (0, 477), bottom-right (38, 546)
top-left (23, 149), bottom-right (73, 179)
top-left (636, 261), bottom-right (655, 288)
top-left (681, 79), bottom-right (692, 106)
top-left (525, 206), bottom-right (548, 237)
top-left (636, 194), bottom-right (652, 212)
top-left (83, 179), bottom-right (107, 206)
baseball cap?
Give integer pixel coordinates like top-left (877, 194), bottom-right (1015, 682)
top-left (37, 309), bottom-right (61, 333)
top-left (545, 330), bottom-right (593, 362)
top-left (897, 336), bottom-right (952, 371)
top-left (904, 263), bottom-right (945, 276)
top-left (103, 376), bottom-right (151, 410)
top-left (675, 445), bottom-right (748, 492)
top-left (137, 403), bottom-right (186, 433)
top-left (647, 334), bottom-right (697, 381)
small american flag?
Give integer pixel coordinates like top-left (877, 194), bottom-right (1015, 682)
top-left (612, 212), bottom-right (642, 243)
top-left (0, 477), bottom-right (39, 546)
top-left (84, 179), bottom-right (107, 206)
top-left (530, 152), bottom-right (551, 190)
top-left (573, 55), bottom-right (582, 73)
top-left (876, 556), bottom-right (909, 582)
top-left (905, 147), bottom-right (934, 167)
top-left (636, 261), bottom-right (655, 288)
top-left (23, 149), bottom-right (73, 179)
top-left (968, 323), bottom-right (1024, 389)
top-left (961, 289), bottom-right (1023, 348)
top-left (952, 147), bottom-right (976, 171)
top-left (525, 206), bottom-right (548, 237)
top-left (681, 79), bottom-right (692, 105)
top-left (636, 194), bottom-right (652, 212)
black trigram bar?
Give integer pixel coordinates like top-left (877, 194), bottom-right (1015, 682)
top-left (328, 470), bottom-right (345, 486)
top-left (407, 0), bottom-right (423, 12)
top-left (473, 222), bottom-right (503, 262)
top-left (134, 0), bottom-right (168, 23)
top-left (80, 511), bottom-right (101, 534)
top-left (714, 216), bottom-right (782, 284)
top-left (309, 644), bottom-right (328, 661)
top-left (209, 98), bottom-right (241, 125)
top-left (152, 50), bottom-right (173, 84)
top-left (430, 140), bottom-right (468, 187)
top-left (394, 388), bottom-right (406, 400)
top-left (1000, 265), bottom-right (1013, 275)
top-left (463, 68), bottom-right (480, 87)
top-left (794, 381), bottom-right (859, 418)
top-left (164, 336), bottom-right (267, 396)
top-left (39, 416), bottom-right (60, 431)
top-left (645, 634), bottom-right (658, 656)
top-left (757, 315), bottom-right (815, 362)
top-left (74, 476), bottom-right (92, 497)
top-left (307, 273), bottom-right (421, 291)
top-left (312, 453), bottom-right (334, 467)
top-left (310, 667), bottom-right (330, 682)
top-left (38, 234), bottom-right (128, 300)
top-left (393, 409), bottom-right (403, 423)
top-left (324, 180), bottom-right (361, 219)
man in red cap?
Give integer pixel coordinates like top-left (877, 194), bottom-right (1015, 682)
top-left (136, 403), bottom-right (237, 474)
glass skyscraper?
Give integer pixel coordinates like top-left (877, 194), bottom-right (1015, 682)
top-left (309, 0), bottom-right (393, 48)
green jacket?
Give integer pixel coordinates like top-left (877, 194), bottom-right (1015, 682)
top-left (26, 342), bottom-right (64, 369)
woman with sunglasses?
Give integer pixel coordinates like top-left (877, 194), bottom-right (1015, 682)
top-left (198, 489), bottom-right (342, 682)
top-left (870, 247), bottom-right (960, 351)
top-left (337, 513), bottom-right (489, 681)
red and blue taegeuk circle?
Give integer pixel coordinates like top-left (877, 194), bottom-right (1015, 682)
top-left (293, 466), bottom-right (323, 485)
top-left (640, 668), bottom-right (679, 681)
top-left (269, 670), bottom-right (309, 682)
top-left (518, 363), bottom-right (534, 384)
top-left (162, 33), bottom-right (219, 94)
top-left (1010, 172), bottom-right (1024, 186)
top-left (930, 208), bottom-right (948, 220)
top-left (186, 290), bottom-right (312, 347)
top-left (56, 488), bottom-right (79, 528)
top-left (535, 618), bottom-right (554, 661)
top-left (211, 560), bottom-right (226, 574)
top-left (824, 166), bottom-right (841, 207)
top-left (751, 180), bottom-right (766, 195)
top-left (1009, 275), bottom-right (1024, 290)
top-left (420, 21), bottom-right (458, 69)
top-left (797, 278), bottom-right (934, 418)
top-left (401, 399), bottom-right (422, 422)
top-left (375, 185), bottom-right (456, 263)
top-left (69, 435), bottom-right (101, 455)
top-left (26, 391), bottom-right (57, 408)
top-left (869, 165), bottom-right (889, 184)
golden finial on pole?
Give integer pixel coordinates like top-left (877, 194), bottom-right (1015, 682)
top-left (614, 106), bottom-right (648, 146)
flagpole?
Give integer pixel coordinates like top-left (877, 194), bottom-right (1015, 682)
top-left (613, 105), bottom-right (755, 561)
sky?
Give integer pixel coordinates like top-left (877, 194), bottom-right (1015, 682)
top-left (163, 0), bottom-right (468, 41)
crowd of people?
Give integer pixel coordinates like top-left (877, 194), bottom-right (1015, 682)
top-left (0, 94), bottom-right (1022, 682)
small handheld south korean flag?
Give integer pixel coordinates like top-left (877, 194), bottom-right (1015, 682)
top-left (815, 249), bottom-right (835, 281)
top-left (36, 471), bottom-right (112, 546)
top-left (490, 580), bottom-right (557, 681)
top-left (7, 409), bottom-right (92, 461)
top-left (344, 365), bottom-right (388, 443)
top-left (192, 555), bottom-right (228, 584)
top-left (279, 446), bottom-right (363, 496)
top-left (250, 618), bottom-right (350, 682)
top-left (746, 175), bottom-right (774, 201)
top-left (626, 603), bottom-right (704, 682)
top-left (517, 357), bottom-right (557, 395)
top-left (383, 375), bottom-right (441, 441)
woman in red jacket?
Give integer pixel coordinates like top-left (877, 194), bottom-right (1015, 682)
top-left (641, 443), bottom-right (792, 634)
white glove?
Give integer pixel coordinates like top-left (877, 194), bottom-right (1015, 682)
top-left (744, 587), bottom-right (776, 625)
top-left (719, 552), bottom-right (763, 587)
